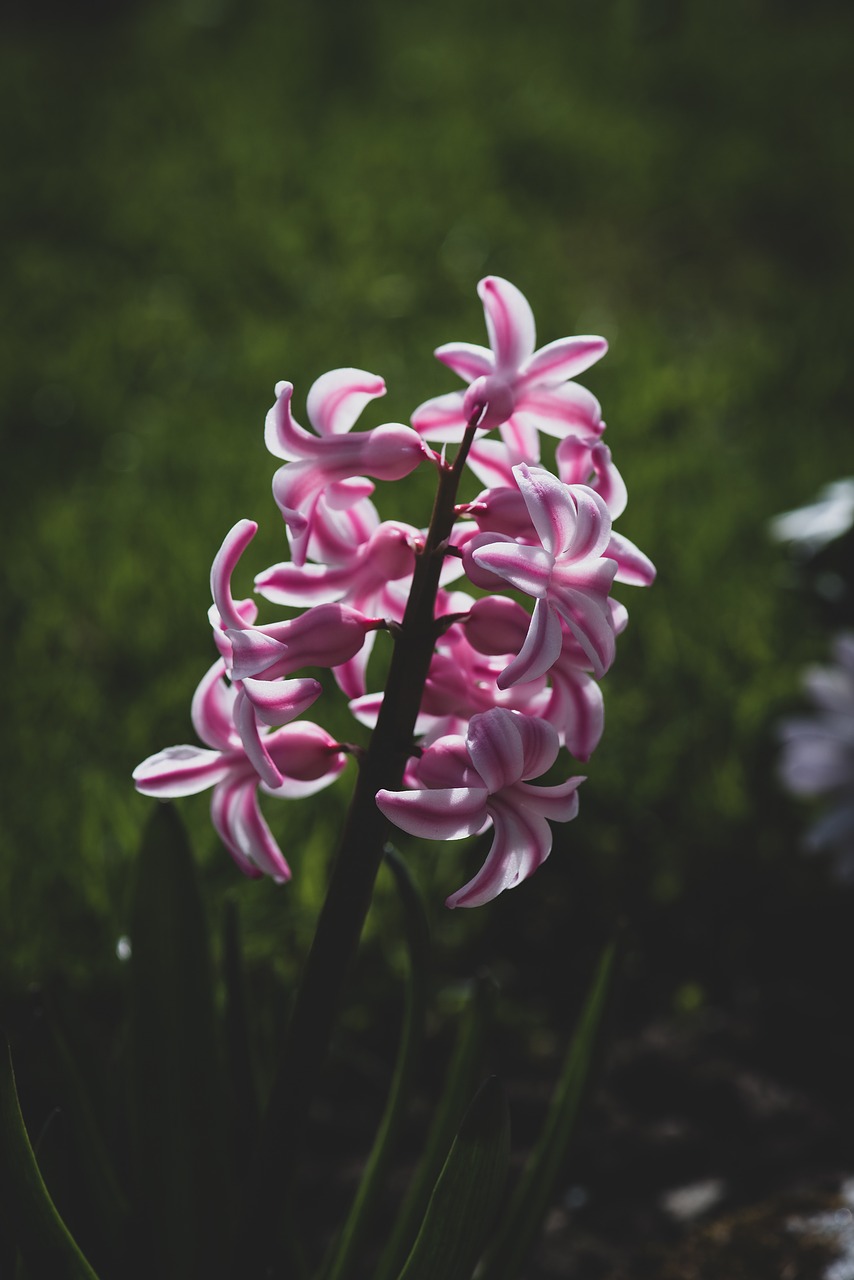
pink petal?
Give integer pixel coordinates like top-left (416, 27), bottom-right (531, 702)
top-left (211, 780), bottom-right (265, 879)
top-left (264, 382), bottom-right (311, 461)
top-left (515, 464), bottom-right (578, 557)
top-left (255, 560), bottom-right (353, 607)
top-left (478, 276), bottom-right (536, 371)
top-left (546, 669), bottom-right (604, 760)
top-left (410, 389), bottom-right (468, 439)
top-left (240, 676), bottom-right (322, 727)
top-left (497, 598), bottom-right (563, 689)
top-left (446, 798), bottom-right (550, 909)
top-left (191, 660), bottom-right (239, 751)
top-left (466, 709), bottom-right (526, 792)
top-left (234, 688), bottom-right (285, 790)
top-left (229, 781), bottom-right (292, 882)
top-left (551, 587), bottom-right (616, 678)
top-left (376, 786), bottom-right (489, 841)
top-left (434, 341), bottom-right (494, 382)
top-left (513, 775), bottom-right (583, 822)
top-left (555, 437), bottom-right (627, 519)
top-left (471, 541), bottom-right (554, 599)
top-left (605, 532), bottom-right (657, 586)
top-left (466, 439), bottom-right (518, 490)
top-left (306, 368), bottom-right (386, 436)
top-left (513, 382), bottom-right (604, 438)
top-left (132, 745), bottom-right (234, 798)
top-left (519, 335), bottom-right (608, 385)
top-left (414, 735), bottom-right (481, 789)
top-left (228, 629), bottom-right (290, 681)
top-left (513, 712), bottom-right (561, 780)
top-left (565, 485), bottom-right (613, 561)
top-left (211, 520), bottom-right (259, 630)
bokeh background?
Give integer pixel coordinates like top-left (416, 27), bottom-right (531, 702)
top-left (3, 0), bottom-right (854, 1271)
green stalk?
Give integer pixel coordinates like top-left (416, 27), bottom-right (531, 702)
top-left (231, 414), bottom-right (482, 1280)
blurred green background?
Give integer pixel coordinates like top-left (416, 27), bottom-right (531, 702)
top-left (2, 0), bottom-right (853, 1020)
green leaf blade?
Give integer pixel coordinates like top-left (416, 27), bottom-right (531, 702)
top-left (396, 1076), bottom-right (510, 1280)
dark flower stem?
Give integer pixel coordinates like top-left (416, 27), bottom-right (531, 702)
top-left (233, 411), bottom-right (482, 1280)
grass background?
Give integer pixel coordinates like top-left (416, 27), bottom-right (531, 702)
top-left (2, 0), bottom-right (853, 1028)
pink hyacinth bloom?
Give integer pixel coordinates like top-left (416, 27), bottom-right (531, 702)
top-left (265, 368), bottom-right (428, 566)
top-left (133, 661), bottom-right (348, 882)
top-left (209, 518), bottom-right (380, 694)
top-left (471, 465), bottom-right (618, 683)
top-left (411, 276), bottom-right (607, 466)
top-left (376, 708), bottom-right (583, 908)
top-left (463, 596), bottom-right (605, 760)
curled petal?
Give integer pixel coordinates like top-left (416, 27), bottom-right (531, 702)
top-left (234, 689), bottom-right (285, 789)
top-left (606, 531), bottom-right (657, 586)
top-left (228, 629), bottom-right (290, 681)
top-left (513, 775), bottom-right (583, 822)
top-left (212, 778), bottom-right (290, 882)
top-left (264, 382), bottom-right (308, 461)
top-left (264, 721), bottom-right (349, 796)
top-left (211, 520), bottom-right (259, 630)
top-left (551, 585), bottom-right (616, 679)
top-left (376, 786), bottom-right (489, 841)
top-left (306, 368), bottom-right (386, 436)
top-left (466, 710), bottom-right (526, 793)
top-left (556, 437), bottom-right (627, 519)
top-left (191, 660), bottom-right (239, 752)
top-left (497, 598), bottom-right (563, 689)
top-left (239, 676), bottom-right (322, 727)
top-left (446, 798), bottom-right (551, 909)
top-left (515, 464), bottom-right (578, 557)
top-left (210, 780), bottom-right (265, 879)
top-left (546, 668), bottom-right (605, 760)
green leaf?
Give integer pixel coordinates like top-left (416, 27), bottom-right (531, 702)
top-left (0, 1034), bottom-right (100, 1280)
top-left (478, 939), bottom-right (618, 1280)
top-left (222, 897), bottom-right (260, 1171)
top-left (322, 845), bottom-right (431, 1280)
top-left (38, 992), bottom-right (128, 1268)
top-left (395, 1076), bottom-right (510, 1280)
top-left (374, 973), bottom-right (494, 1280)
top-left (128, 803), bottom-right (228, 1280)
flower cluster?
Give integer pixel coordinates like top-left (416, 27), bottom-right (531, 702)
top-left (134, 277), bottom-right (654, 906)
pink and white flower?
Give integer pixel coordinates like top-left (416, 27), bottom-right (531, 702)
top-left (470, 465), bottom-right (618, 683)
top-left (377, 708), bottom-right (583, 908)
top-left (412, 276), bottom-right (607, 467)
top-left (133, 661), bottom-right (348, 882)
top-left (265, 368), bottom-right (427, 566)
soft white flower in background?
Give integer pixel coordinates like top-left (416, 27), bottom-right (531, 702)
top-left (778, 632), bottom-right (854, 880)
top-left (769, 478), bottom-right (854, 553)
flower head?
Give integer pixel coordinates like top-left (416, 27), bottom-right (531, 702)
top-left (412, 276), bottom-right (607, 466)
top-left (377, 708), bottom-right (583, 908)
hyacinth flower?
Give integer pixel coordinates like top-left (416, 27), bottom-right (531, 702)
top-left (265, 367), bottom-right (428, 565)
top-left (470, 464), bottom-right (619, 683)
top-left (128, 276), bottom-right (654, 1276)
top-left (412, 275), bottom-right (607, 467)
top-left (377, 708), bottom-right (583, 908)
top-left (133, 660), bottom-right (348, 881)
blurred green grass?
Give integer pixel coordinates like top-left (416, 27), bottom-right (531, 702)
top-left (2, 0), bottom-right (853, 995)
